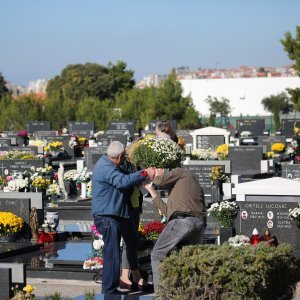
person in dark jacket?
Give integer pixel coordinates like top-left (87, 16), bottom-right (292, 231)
top-left (92, 141), bottom-right (151, 294)
top-left (144, 167), bottom-right (206, 293)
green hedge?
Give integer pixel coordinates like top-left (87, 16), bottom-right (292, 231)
top-left (158, 243), bottom-right (300, 300)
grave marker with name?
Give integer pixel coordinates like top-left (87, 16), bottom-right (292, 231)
top-left (281, 164), bottom-right (300, 179)
top-left (68, 121), bottom-right (94, 132)
top-left (281, 119), bottom-right (300, 138)
top-left (45, 136), bottom-right (73, 157)
top-left (140, 197), bottom-right (162, 226)
top-left (237, 119), bottom-right (265, 137)
top-left (26, 121), bottom-right (51, 134)
top-left (0, 159), bottom-right (44, 177)
top-left (257, 135), bottom-right (286, 152)
top-left (96, 134), bottom-right (128, 147)
top-left (34, 131), bottom-right (57, 139)
top-left (0, 138), bottom-right (11, 147)
top-left (228, 146), bottom-right (263, 175)
top-left (108, 121), bottom-right (136, 137)
top-left (84, 147), bottom-right (107, 172)
top-left (196, 135), bottom-right (225, 150)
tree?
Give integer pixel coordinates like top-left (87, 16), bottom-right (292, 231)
top-left (281, 26), bottom-right (300, 111)
top-left (205, 96), bottom-right (231, 127)
top-left (46, 61), bottom-right (135, 102)
top-left (261, 92), bottom-right (293, 131)
top-left (0, 72), bottom-right (9, 97)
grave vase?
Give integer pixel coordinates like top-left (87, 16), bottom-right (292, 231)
top-left (65, 180), bottom-right (77, 196)
top-left (45, 211), bottom-right (59, 230)
top-left (218, 226), bottom-right (235, 245)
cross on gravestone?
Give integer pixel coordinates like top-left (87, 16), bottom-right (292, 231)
top-left (280, 164), bottom-right (300, 179)
top-left (228, 146), bottom-right (263, 175)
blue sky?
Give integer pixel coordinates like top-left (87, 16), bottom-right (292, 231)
top-left (1, 0), bottom-right (299, 86)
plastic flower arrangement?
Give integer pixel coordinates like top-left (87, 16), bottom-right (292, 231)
top-left (69, 136), bottom-right (79, 149)
top-left (46, 181), bottom-right (61, 196)
top-left (76, 167), bottom-right (92, 183)
top-left (31, 177), bottom-right (51, 190)
top-left (191, 148), bottom-right (218, 160)
top-left (1, 150), bottom-right (36, 160)
top-left (228, 235), bottom-right (250, 247)
top-left (131, 137), bottom-right (184, 168)
top-left (42, 218), bottom-right (57, 233)
top-left (30, 166), bottom-right (54, 180)
top-left (143, 221), bottom-right (165, 240)
top-left (11, 284), bottom-right (35, 299)
top-left (288, 205), bottom-right (300, 228)
top-left (264, 151), bottom-right (275, 159)
top-left (207, 201), bottom-right (239, 227)
top-left (285, 140), bottom-right (300, 161)
top-left (44, 141), bottom-right (64, 152)
top-left (216, 144), bottom-right (229, 160)
top-left (64, 169), bottom-right (79, 181)
top-left (3, 173), bottom-right (29, 192)
top-left (83, 225), bottom-right (104, 270)
top-left (271, 142), bottom-right (285, 153)
top-left (0, 212), bottom-right (24, 237)
top-left (210, 166), bottom-right (226, 181)
top-left (0, 175), bottom-right (7, 189)
top-left (28, 139), bottom-right (47, 148)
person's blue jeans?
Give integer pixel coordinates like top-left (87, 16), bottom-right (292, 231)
top-left (151, 217), bottom-right (206, 293)
top-left (94, 215), bottom-right (122, 294)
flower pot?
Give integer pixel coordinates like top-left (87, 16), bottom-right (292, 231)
top-left (80, 182), bottom-right (87, 198)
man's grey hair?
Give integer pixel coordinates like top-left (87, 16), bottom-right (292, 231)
top-left (107, 141), bottom-right (125, 158)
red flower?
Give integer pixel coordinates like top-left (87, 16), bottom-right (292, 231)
top-left (143, 221), bottom-right (165, 236)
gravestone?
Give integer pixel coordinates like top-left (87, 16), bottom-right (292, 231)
top-left (176, 130), bottom-right (193, 145)
top-left (45, 136), bottom-right (73, 157)
top-left (84, 147), bottom-right (107, 172)
top-left (0, 198), bottom-right (31, 225)
top-left (108, 120), bottom-right (136, 137)
top-left (182, 162), bottom-right (230, 204)
top-left (69, 130), bottom-right (91, 138)
top-left (96, 134), bottom-right (128, 147)
top-left (26, 121), bottom-right (51, 134)
top-left (190, 127), bottom-right (230, 151)
top-left (148, 120), bottom-right (177, 133)
top-left (0, 159), bottom-right (44, 177)
top-left (140, 197), bottom-right (162, 226)
top-left (257, 135), bottom-right (286, 152)
top-left (34, 131), bottom-right (57, 139)
top-left (7, 146), bottom-right (38, 155)
top-left (2, 132), bottom-right (17, 145)
top-left (233, 177), bottom-right (300, 257)
top-left (68, 121), bottom-right (94, 132)
top-left (0, 138), bottom-right (11, 147)
top-left (236, 119), bottom-right (265, 137)
top-left (228, 146), bottom-right (263, 175)
top-left (281, 163), bottom-right (300, 179)
top-left (0, 268), bottom-right (12, 300)
top-left (281, 119), bottom-right (300, 138)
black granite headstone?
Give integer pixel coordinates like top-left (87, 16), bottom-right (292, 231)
top-left (84, 147), bottom-right (107, 172)
top-left (34, 131), bottom-right (57, 139)
top-left (228, 146), bottom-right (263, 175)
top-left (69, 130), bottom-right (91, 138)
top-left (96, 134), bottom-right (128, 147)
top-left (237, 198), bottom-right (300, 257)
top-left (0, 198), bottom-right (31, 225)
top-left (68, 121), bottom-right (94, 132)
top-left (281, 164), bottom-right (300, 179)
top-left (0, 138), bottom-right (11, 147)
top-left (257, 135), bottom-right (286, 152)
top-left (140, 197), bottom-right (163, 225)
top-left (182, 164), bottom-right (226, 204)
top-left (45, 136), bottom-right (73, 156)
top-left (0, 268), bottom-right (12, 300)
top-left (149, 120), bottom-right (177, 132)
top-left (281, 119), bottom-right (300, 138)
top-left (195, 135), bottom-right (225, 150)
top-left (26, 121), bottom-right (51, 134)
top-left (108, 120), bottom-right (136, 137)
top-left (176, 130), bottom-right (193, 145)
top-left (7, 146), bottom-right (38, 155)
top-left (0, 159), bottom-right (44, 177)
top-left (237, 119), bottom-right (265, 137)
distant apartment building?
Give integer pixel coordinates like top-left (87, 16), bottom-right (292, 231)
top-left (28, 78), bottom-right (48, 94)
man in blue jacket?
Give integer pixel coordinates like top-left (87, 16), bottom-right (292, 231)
top-left (92, 141), bottom-right (150, 294)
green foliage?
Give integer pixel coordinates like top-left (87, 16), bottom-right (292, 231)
top-left (0, 72), bottom-right (9, 97)
top-left (261, 92), bottom-right (293, 131)
top-left (84, 289), bottom-right (95, 300)
top-left (159, 243), bottom-right (300, 300)
top-left (206, 96), bottom-right (231, 119)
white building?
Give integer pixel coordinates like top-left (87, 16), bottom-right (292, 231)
top-left (28, 78), bottom-right (48, 93)
top-left (180, 77), bottom-right (300, 117)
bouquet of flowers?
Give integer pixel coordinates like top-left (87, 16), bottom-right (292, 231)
top-left (76, 167), bottom-right (92, 183)
top-left (41, 218), bottom-right (57, 233)
top-left (30, 166), bottom-right (54, 180)
top-left (0, 212), bottom-right (24, 237)
top-left (285, 140), bottom-right (300, 160)
top-left (2, 150), bottom-right (36, 160)
top-left (31, 177), bottom-right (51, 190)
top-left (143, 221), bottom-right (165, 240)
top-left (44, 141), bottom-right (64, 152)
top-left (216, 144), bottom-right (229, 160)
top-left (131, 137), bottom-right (184, 168)
top-left (64, 169), bottom-right (79, 181)
top-left (46, 181), bottom-right (61, 196)
top-left (83, 225), bottom-right (104, 270)
top-left (69, 136), bottom-right (79, 149)
top-left (3, 173), bottom-right (30, 192)
top-left (289, 205), bottom-right (300, 228)
top-left (228, 235), bottom-right (250, 247)
top-left (271, 142), bottom-right (285, 153)
top-left (210, 166), bottom-right (226, 181)
top-left (17, 130), bottom-right (29, 137)
top-left (207, 201), bottom-right (239, 227)
top-left (191, 148), bottom-right (218, 160)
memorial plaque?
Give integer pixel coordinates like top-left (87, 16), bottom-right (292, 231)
top-left (34, 131), bottom-right (57, 139)
top-left (281, 119), bottom-right (300, 138)
top-left (228, 146), bottom-right (263, 175)
top-left (68, 121), bottom-right (94, 132)
top-left (237, 119), bottom-right (265, 137)
top-left (0, 198), bottom-right (31, 224)
top-left (140, 198), bottom-right (162, 226)
top-left (0, 138), bottom-right (11, 147)
top-left (26, 121), bottom-right (51, 133)
top-left (183, 164), bottom-right (225, 204)
top-left (281, 164), bottom-right (300, 179)
top-left (84, 147), bottom-right (107, 172)
top-left (257, 136), bottom-right (286, 152)
top-left (196, 135), bottom-right (224, 150)
top-left (237, 199), bottom-right (300, 256)
top-left (108, 121), bottom-right (136, 137)
top-left (97, 134), bottom-right (128, 146)
top-left (0, 159), bottom-right (44, 177)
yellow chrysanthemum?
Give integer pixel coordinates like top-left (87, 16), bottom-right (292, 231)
top-left (23, 284), bottom-right (35, 294)
top-left (271, 143), bottom-right (285, 153)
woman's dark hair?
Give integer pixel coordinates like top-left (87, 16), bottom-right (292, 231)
top-left (157, 120), bottom-right (178, 143)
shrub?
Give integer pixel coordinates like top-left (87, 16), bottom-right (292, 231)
top-left (158, 243), bottom-right (300, 299)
